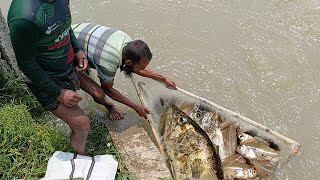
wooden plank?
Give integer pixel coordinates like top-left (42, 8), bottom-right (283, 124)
top-left (130, 74), bottom-right (165, 155)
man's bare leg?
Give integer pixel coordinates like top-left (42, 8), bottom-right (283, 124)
top-left (76, 72), bottom-right (124, 120)
top-left (51, 104), bottom-right (90, 155)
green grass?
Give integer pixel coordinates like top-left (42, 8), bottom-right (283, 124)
top-left (0, 75), bottom-right (42, 115)
top-left (0, 75), bottom-right (133, 179)
top-left (0, 104), bottom-right (72, 179)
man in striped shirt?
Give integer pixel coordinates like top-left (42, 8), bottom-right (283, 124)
top-left (72, 23), bottom-right (176, 120)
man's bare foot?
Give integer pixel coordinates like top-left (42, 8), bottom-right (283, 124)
top-left (107, 106), bottom-right (124, 120)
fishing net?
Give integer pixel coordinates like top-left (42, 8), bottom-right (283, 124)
top-left (134, 78), bottom-right (300, 179)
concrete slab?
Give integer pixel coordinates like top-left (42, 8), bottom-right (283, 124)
top-left (109, 126), bottom-right (171, 180)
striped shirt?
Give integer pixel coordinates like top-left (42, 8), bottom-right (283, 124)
top-left (72, 23), bottom-right (132, 82)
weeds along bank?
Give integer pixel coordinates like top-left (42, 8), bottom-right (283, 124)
top-left (0, 103), bottom-right (71, 179)
top-left (0, 76), bottom-right (133, 180)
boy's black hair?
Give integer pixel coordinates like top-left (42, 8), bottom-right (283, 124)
top-left (120, 40), bottom-right (152, 75)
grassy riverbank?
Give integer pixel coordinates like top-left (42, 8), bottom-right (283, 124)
top-left (0, 76), bottom-right (133, 179)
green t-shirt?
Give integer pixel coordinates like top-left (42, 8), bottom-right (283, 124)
top-left (7, 0), bottom-right (82, 98)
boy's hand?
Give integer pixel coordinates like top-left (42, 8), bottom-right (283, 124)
top-left (75, 51), bottom-right (88, 72)
top-left (164, 78), bottom-right (177, 90)
top-left (134, 105), bottom-right (150, 119)
top-left (57, 89), bottom-right (82, 107)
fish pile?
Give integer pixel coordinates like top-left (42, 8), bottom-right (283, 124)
top-left (160, 102), bottom-right (281, 180)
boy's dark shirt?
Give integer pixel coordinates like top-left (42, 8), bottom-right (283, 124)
top-left (8, 0), bottom-right (83, 98)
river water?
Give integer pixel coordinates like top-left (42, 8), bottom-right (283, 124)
top-left (1, 0), bottom-right (320, 179)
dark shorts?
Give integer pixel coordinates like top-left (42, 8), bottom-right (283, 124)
top-left (27, 69), bottom-right (80, 111)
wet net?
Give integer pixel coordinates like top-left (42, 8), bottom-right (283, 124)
top-left (134, 78), bottom-right (300, 179)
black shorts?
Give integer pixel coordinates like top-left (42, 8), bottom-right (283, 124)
top-left (27, 70), bottom-right (80, 111)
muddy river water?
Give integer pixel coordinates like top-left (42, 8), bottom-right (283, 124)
top-left (1, 0), bottom-right (320, 179)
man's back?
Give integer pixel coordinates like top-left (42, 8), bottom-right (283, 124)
top-left (72, 23), bottom-right (132, 82)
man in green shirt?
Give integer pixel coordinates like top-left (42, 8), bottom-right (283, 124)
top-left (8, 0), bottom-right (98, 155)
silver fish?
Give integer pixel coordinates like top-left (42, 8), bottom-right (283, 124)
top-left (236, 127), bottom-right (273, 147)
top-left (237, 132), bottom-right (271, 147)
top-left (237, 142), bottom-right (279, 164)
top-left (222, 124), bottom-right (238, 159)
top-left (180, 102), bottom-right (227, 160)
top-left (223, 163), bottom-right (258, 179)
top-left (251, 159), bottom-right (276, 178)
top-left (223, 154), bottom-right (247, 166)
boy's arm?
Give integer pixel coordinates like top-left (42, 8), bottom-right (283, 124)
top-left (69, 28), bottom-right (88, 71)
top-left (9, 18), bottom-right (62, 98)
top-left (134, 68), bottom-right (177, 89)
top-left (101, 81), bottom-right (149, 119)
top-left (69, 28), bottom-right (83, 53)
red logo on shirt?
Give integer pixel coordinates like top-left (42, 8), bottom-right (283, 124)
top-left (48, 35), bottom-right (71, 51)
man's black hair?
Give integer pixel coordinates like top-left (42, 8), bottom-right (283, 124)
top-left (120, 40), bottom-right (152, 75)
